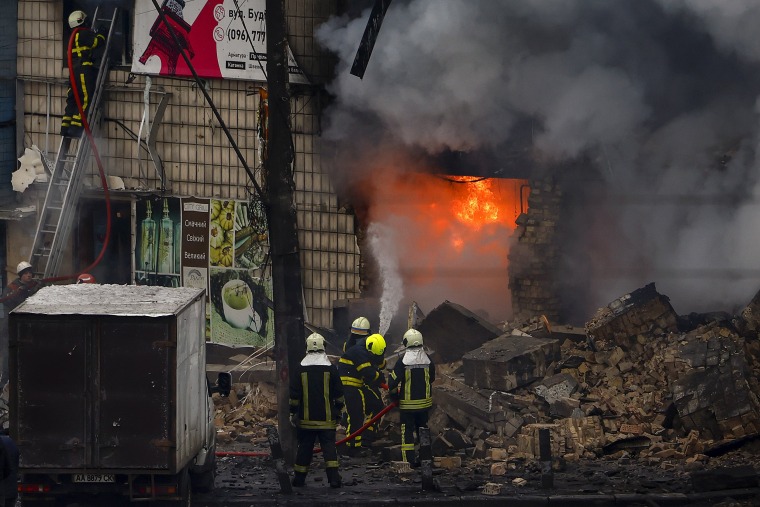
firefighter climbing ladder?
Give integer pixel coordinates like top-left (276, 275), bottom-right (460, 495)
top-left (29, 7), bottom-right (119, 279)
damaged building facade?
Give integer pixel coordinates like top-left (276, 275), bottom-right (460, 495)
top-left (2, 0), bottom-right (363, 340)
top-left (3, 0), bottom-right (580, 341)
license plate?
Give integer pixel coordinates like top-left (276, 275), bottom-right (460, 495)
top-left (73, 474), bottom-right (115, 483)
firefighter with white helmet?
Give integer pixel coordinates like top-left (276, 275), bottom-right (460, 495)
top-left (1, 261), bottom-right (43, 385)
top-left (344, 316), bottom-right (371, 351)
top-left (341, 316), bottom-right (386, 446)
top-left (289, 332), bottom-right (344, 488)
top-left (61, 9), bottom-right (105, 137)
top-left (388, 328), bottom-right (435, 465)
top-left (337, 333), bottom-right (387, 454)
top-left (1, 262), bottom-right (41, 312)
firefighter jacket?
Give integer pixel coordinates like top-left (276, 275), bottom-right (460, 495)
top-left (70, 27), bottom-right (105, 68)
top-left (388, 347), bottom-right (435, 411)
top-left (342, 336), bottom-right (387, 386)
top-left (338, 343), bottom-right (384, 388)
top-left (1, 278), bottom-right (41, 312)
top-left (289, 352), bottom-right (345, 430)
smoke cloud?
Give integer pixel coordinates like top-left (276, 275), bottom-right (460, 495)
top-left (316, 0), bottom-right (760, 321)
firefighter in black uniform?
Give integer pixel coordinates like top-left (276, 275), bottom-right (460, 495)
top-left (388, 328), bottom-right (435, 465)
top-left (61, 10), bottom-right (105, 137)
top-left (289, 333), bottom-right (345, 488)
top-left (343, 316), bottom-right (370, 351)
top-left (337, 333), bottom-right (386, 454)
top-left (342, 317), bottom-right (386, 446)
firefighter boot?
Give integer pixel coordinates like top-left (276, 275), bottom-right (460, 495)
top-left (292, 471), bottom-right (307, 487)
top-left (327, 468), bottom-right (342, 488)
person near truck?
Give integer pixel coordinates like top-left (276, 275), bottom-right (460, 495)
top-left (2, 262), bottom-right (41, 312)
top-left (289, 332), bottom-right (345, 488)
top-left (337, 333), bottom-right (386, 454)
top-left (0, 430), bottom-right (18, 507)
top-left (388, 328), bottom-right (435, 466)
top-left (61, 10), bottom-right (105, 137)
top-left (342, 317), bottom-right (387, 446)
top-left (0, 261), bottom-right (42, 385)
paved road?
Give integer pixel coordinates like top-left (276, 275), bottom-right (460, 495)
top-left (192, 452), bottom-right (760, 506)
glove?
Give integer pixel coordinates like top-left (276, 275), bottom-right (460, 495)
top-left (289, 413), bottom-right (298, 428)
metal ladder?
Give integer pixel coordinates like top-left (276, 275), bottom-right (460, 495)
top-left (29, 7), bottom-right (119, 279)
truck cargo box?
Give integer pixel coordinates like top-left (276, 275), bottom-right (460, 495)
top-left (9, 284), bottom-right (217, 503)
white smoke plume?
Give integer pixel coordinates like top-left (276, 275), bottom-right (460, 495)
top-left (316, 0), bottom-right (760, 320)
top-left (367, 222), bottom-right (403, 335)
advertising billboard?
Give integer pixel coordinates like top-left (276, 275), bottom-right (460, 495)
top-left (131, 0), bottom-right (308, 83)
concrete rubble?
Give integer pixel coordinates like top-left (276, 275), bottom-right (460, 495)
top-left (204, 281), bottom-right (760, 501)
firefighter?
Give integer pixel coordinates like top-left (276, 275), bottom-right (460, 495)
top-left (342, 316), bottom-right (386, 445)
top-left (338, 333), bottom-right (386, 454)
top-left (388, 328), bottom-right (435, 465)
top-left (60, 10), bottom-right (105, 137)
top-left (289, 332), bottom-right (344, 488)
top-left (1, 262), bottom-right (41, 312)
top-left (343, 316), bottom-right (370, 351)
top-left (0, 262), bottom-right (42, 385)
top-left (76, 273), bottom-right (96, 284)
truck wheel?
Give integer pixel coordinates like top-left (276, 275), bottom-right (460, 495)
top-left (191, 448), bottom-right (216, 493)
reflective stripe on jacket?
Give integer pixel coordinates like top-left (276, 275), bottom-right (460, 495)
top-left (289, 362), bottom-right (345, 430)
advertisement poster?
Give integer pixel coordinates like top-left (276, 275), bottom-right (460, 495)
top-left (131, 0), bottom-right (309, 84)
top-left (207, 198), bottom-right (272, 347)
top-left (135, 197), bottom-right (182, 287)
top-left (136, 196), bottom-right (273, 347)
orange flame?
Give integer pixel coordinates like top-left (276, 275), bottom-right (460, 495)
top-left (363, 168), bottom-right (528, 320)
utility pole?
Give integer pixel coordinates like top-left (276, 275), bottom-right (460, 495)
top-left (266, 0), bottom-right (304, 462)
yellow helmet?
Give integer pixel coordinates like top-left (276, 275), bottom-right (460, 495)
top-left (365, 334), bottom-right (386, 356)
top-left (350, 316), bottom-right (370, 335)
top-left (403, 328), bottom-right (423, 347)
top-left (306, 332), bottom-right (326, 352)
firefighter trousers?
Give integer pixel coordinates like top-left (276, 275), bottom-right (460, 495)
top-left (293, 428), bottom-right (339, 480)
top-left (400, 410), bottom-right (429, 464)
top-left (362, 384), bottom-right (384, 444)
top-left (342, 385), bottom-right (366, 448)
top-left (62, 64), bottom-right (97, 135)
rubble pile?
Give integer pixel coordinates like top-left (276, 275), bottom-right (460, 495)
top-left (212, 282), bottom-right (760, 484)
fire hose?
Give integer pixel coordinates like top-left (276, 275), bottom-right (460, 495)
top-left (215, 400), bottom-right (399, 457)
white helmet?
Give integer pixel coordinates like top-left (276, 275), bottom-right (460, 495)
top-left (16, 261), bottom-right (33, 275)
top-left (68, 10), bottom-right (87, 29)
top-left (350, 316), bottom-right (370, 335)
top-left (306, 332), bottom-right (326, 352)
top-left (403, 328), bottom-right (423, 348)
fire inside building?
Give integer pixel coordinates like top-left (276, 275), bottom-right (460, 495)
top-left (1, 0), bottom-right (760, 505)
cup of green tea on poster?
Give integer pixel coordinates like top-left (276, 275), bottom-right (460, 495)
top-left (221, 279), bottom-right (263, 332)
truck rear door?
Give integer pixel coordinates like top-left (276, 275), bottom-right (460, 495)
top-left (97, 318), bottom-right (173, 469)
top-left (15, 319), bottom-right (89, 468)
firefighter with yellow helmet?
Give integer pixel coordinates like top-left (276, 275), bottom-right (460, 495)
top-left (289, 332), bottom-right (344, 488)
top-left (337, 332), bottom-right (386, 454)
top-left (342, 316), bottom-right (387, 445)
top-left (388, 328), bottom-right (435, 465)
